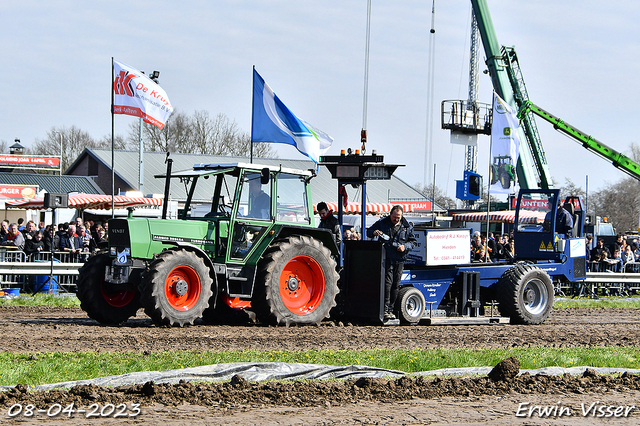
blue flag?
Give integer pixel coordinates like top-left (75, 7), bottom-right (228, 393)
top-left (251, 68), bottom-right (333, 164)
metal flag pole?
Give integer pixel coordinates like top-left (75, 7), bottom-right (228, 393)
top-left (250, 66), bottom-right (255, 164)
top-left (111, 57), bottom-right (115, 218)
top-left (485, 93), bottom-right (495, 261)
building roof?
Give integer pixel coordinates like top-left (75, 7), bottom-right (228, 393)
top-left (0, 172), bottom-right (103, 195)
top-left (70, 148), bottom-right (440, 210)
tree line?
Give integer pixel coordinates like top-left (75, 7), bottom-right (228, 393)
top-left (10, 110), bottom-right (274, 172)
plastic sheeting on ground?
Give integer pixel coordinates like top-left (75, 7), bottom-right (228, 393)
top-left (3, 362), bottom-right (640, 392)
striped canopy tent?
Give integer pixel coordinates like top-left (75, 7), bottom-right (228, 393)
top-left (314, 202), bottom-right (414, 215)
top-left (6, 194), bottom-right (163, 210)
top-left (451, 210), bottom-right (547, 224)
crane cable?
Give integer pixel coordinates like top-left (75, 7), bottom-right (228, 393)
top-left (361, 0), bottom-right (372, 154)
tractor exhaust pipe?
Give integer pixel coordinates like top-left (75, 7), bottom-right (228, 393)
top-left (162, 153), bottom-right (173, 220)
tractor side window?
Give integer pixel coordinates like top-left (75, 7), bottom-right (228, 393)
top-left (239, 172), bottom-right (271, 220)
top-left (185, 173), bottom-right (237, 219)
top-left (208, 174), bottom-right (237, 218)
top-left (517, 193), bottom-right (555, 233)
top-left (276, 173), bottom-right (309, 223)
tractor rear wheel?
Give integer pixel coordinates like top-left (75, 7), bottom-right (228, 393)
top-left (496, 264), bottom-right (554, 324)
top-left (141, 248), bottom-right (214, 327)
top-left (395, 286), bottom-right (425, 325)
top-left (253, 235), bottom-right (339, 325)
top-left (77, 253), bottom-right (140, 325)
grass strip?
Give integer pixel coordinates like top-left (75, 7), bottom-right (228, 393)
top-left (0, 294), bottom-right (80, 307)
top-left (554, 297), bottom-right (640, 309)
top-left (1, 347), bottom-right (639, 387)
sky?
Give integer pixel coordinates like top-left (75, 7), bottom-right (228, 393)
top-left (2, 0), bottom-right (639, 202)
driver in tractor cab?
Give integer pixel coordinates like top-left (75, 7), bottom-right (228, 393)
top-left (248, 178), bottom-right (270, 219)
top-left (545, 199), bottom-right (574, 239)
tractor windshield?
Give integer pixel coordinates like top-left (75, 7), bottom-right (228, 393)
top-left (517, 192), bottom-right (555, 233)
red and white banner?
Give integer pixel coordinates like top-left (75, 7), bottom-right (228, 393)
top-left (314, 202), bottom-right (416, 215)
top-left (7, 193), bottom-right (162, 210)
top-left (113, 60), bottom-right (174, 129)
top-left (451, 210), bottom-right (547, 224)
top-left (0, 155), bottom-right (59, 169)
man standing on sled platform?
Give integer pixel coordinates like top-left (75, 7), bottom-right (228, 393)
top-left (367, 205), bottom-right (417, 321)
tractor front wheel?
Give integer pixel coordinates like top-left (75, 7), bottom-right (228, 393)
top-left (77, 253), bottom-right (140, 325)
top-left (141, 248), bottom-right (214, 327)
top-left (496, 264), bottom-right (554, 324)
top-left (254, 235), bottom-right (339, 325)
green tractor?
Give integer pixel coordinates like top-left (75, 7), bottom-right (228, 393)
top-left (76, 162), bottom-right (340, 327)
top-left (489, 155), bottom-right (516, 190)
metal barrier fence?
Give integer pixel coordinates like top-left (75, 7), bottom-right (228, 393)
top-left (0, 248), bottom-right (87, 293)
top-left (4, 247), bottom-right (640, 298)
top-left (556, 261), bottom-right (640, 298)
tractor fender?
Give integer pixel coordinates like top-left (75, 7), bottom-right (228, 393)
top-left (156, 241), bottom-right (218, 302)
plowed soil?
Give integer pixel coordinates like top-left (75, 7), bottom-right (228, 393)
top-left (2, 306), bottom-right (640, 425)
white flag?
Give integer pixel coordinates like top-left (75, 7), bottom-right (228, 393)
top-left (113, 60), bottom-right (174, 129)
top-left (489, 93), bottom-right (521, 194)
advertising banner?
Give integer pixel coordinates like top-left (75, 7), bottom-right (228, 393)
top-left (0, 155), bottom-right (60, 169)
top-left (0, 185), bottom-right (38, 199)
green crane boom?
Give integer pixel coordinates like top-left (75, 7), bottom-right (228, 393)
top-left (517, 101), bottom-right (640, 181)
top-left (471, 0), bottom-right (552, 189)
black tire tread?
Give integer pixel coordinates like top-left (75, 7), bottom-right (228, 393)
top-left (77, 253), bottom-right (140, 325)
top-left (496, 264), bottom-right (553, 325)
top-left (253, 235), bottom-right (339, 326)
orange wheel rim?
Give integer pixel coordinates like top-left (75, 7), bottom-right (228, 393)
top-left (164, 265), bottom-right (201, 311)
top-left (279, 255), bottom-right (325, 315)
top-left (101, 281), bottom-right (135, 308)
top-left (221, 294), bottom-right (251, 309)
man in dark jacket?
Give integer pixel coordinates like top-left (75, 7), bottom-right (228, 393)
top-left (543, 200), bottom-right (574, 239)
top-left (317, 201), bottom-right (342, 246)
top-left (366, 205), bottom-right (417, 320)
top-left (59, 224), bottom-right (83, 258)
top-left (556, 203), bottom-right (574, 239)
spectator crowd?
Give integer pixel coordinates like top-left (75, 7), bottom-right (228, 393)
top-left (587, 234), bottom-right (640, 273)
top-left (0, 217), bottom-right (108, 262)
top-left (469, 231), bottom-right (515, 262)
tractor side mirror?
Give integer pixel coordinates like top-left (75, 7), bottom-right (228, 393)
top-left (260, 168), bottom-right (270, 185)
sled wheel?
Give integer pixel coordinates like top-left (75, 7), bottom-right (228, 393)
top-left (496, 264), bottom-right (554, 324)
top-left (254, 235), bottom-right (339, 325)
top-left (395, 286), bottom-right (425, 325)
top-left (77, 253), bottom-right (140, 325)
top-left (201, 295), bottom-right (254, 325)
top-left (141, 248), bottom-right (214, 327)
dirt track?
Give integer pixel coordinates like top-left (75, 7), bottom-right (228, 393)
top-left (2, 306), bottom-right (640, 425)
top-left (0, 306), bottom-right (638, 353)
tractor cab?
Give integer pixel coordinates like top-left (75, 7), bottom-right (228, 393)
top-left (167, 162), bottom-right (317, 266)
top-left (513, 189), bottom-right (586, 267)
